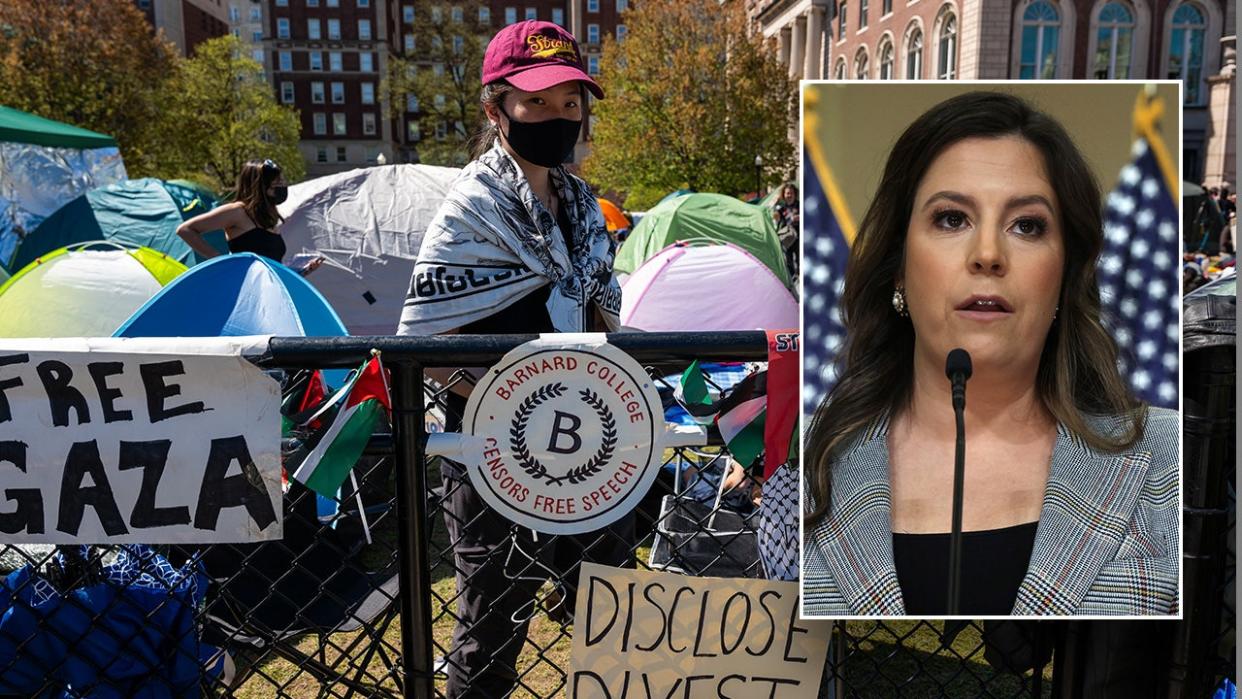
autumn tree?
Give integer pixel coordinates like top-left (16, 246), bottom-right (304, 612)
top-left (583, 0), bottom-right (796, 210)
top-left (157, 36), bottom-right (304, 192)
top-left (0, 0), bottom-right (179, 177)
top-left (383, 0), bottom-right (489, 166)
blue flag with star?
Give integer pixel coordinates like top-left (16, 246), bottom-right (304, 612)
top-left (1097, 138), bottom-right (1180, 408)
top-left (802, 148), bottom-right (851, 418)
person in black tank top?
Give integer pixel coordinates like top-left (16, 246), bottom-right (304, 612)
top-left (176, 159), bottom-right (321, 273)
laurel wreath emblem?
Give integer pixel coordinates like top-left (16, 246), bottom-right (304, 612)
top-left (510, 382), bottom-right (617, 487)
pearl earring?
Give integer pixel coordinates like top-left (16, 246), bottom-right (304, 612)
top-left (892, 286), bottom-right (908, 317)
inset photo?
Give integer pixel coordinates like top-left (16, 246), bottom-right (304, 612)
top-left (800, 82), bottom-right (1183, 618)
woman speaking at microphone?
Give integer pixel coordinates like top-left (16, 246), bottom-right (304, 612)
top-left (802, 92), bottom-right (1178, 617)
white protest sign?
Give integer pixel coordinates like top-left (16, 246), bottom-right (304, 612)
top-left (570, 563), bottom-right (830, 698)
top-left (0, 337), bottom-right (281, 544)
top-left (463, 336), bottom-right (662, 535)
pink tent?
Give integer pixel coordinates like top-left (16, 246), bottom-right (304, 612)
top-left (620, 242), bottom-right (798, 332)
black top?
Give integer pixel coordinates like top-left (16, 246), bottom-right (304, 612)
top-left (228, 227), bottom-right (287, 263)
top-left (893, 521), bottom-right (1038, 615)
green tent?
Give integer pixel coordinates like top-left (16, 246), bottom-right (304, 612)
top-left (614, 192), bottom-right (790, 285)
top-left (0, 106), bottom-right (117, 149)
top-left (11, 178), bottom-right (226, 270)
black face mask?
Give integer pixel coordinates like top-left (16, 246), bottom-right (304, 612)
top-left (499, 105), bottom-right (582, 168)
top-left (269, 186), bottom-right (288, 205)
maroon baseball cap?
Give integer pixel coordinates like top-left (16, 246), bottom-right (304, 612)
top-left (482, 20), bottom-right (604, 99)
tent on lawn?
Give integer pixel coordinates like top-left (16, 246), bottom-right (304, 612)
top-left (621, 242), bottom-right (798, 332)
top-left (598, 197), bottom-right (630, 232)
top-left (0, 106), bottom-right (128, 269)
top-left (614, 192), bottom-right (790, 286)
top-left (0, 242), bottom-right (184, 338)
top-left (11, 178), bottom-right (227, 271)
top-left (277, 163), bottom-right (460, 335)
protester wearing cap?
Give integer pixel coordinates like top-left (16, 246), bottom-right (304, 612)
top-left (397, 21), bottom-right (629, 698)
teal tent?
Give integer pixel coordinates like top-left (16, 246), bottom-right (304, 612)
top-left (0, 106), bottom-right (117, 149)
top-left (614, 192), bottom-right (790, 286)
top-left (11, 178), bottom-right (226, 270)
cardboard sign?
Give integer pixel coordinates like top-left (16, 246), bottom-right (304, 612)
top-left (463, 336), bottom-right (662, 535)
top-left (0, 338), bottom-right (281, 544)
top-left (570, 564), bottom-right (830, 698)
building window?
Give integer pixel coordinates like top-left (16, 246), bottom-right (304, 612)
top-left (434, 94), bottom-right (445, 108)
top-left (433, 62), bottom-right (444, 76)
top-left (277, 17), bottom-right (290, 39)
top-left (834, 57), bottom-right (846, 79)
top-left (451, 6), bottom-right (463, 22)
top-left (505, 7), bottom-right (517, 24)
top-left (316, 147), bottom-right (328, 163)
top-left (327, 0), bottom-right (339, 6)
top-left (337, 146), bottom-right (347, 161)
top-left (313, 113), bottom-right (327, 135)
top-left (588, 55), bottom-right (600, 75)
top-left (329, 51), bottom-right (342, 71)
top-left (252, 30), bottom-right (263, 42)
top-left (280, 81), bottom-right (294, 103)
top-left (1167, 2), bottom-right (1206, 103)
top-left (358, 19), bottom-right (372, 40)
top-left (333, 113), bottom-right (347, 135)
top-left (905, 26), bottom-right (923, 78)
top-left (406, 94), bottom-right (419, 111)
top-left (1093, 2), bottom-right (1135, 78)
top-left (616, 24), bottom-right (627, 41)
top-left (405, 34), bottom-right (415, 52)
top-left (587, 24), bottom-right (599, 44)
top-left (408, 121), bottom-right (421, 141)
top-left (360, 52), bottom-right (373, 72)
top-left (275, 0), bottom-right (287, 5)
top-left (403, 5), bottom-right (414, 22)
top-left (363, 112), bottom-right (377, 135)
top-left (327, 18), bottom-right (341, 40)
top-left (479, 6), bottom-right (491, 23)
top-left (838, 2), bottom-right (847, 36)
top-left (252, 48), bottom-right (265, 63)
top-left (860, 0), bottom-right (868, 28)
top-left (432, 35), bottom-right (443, 51)
top-left (588, 0), bottom-right (599, 10)
top-left (937, 12), bottom-right (957, 79)
top-left (310, 51), bottom-right (324, 70)
top-left (854, 48), bottom-right (869, 78)
top-left (454, 35), bottom-right (464, 54)
top-left (435, 122), bottom-right (448, 140)
top-left (552, 7), bottom-right (564, 25)
top-left (883, 0), bottom-right (892, 14)
top-left (331, 82), bottom-right (345, 103)
top-left (250, 7), bottom-right (261, 20)
top-left (361, 82), bottom-right (375, 104)
top-left (1019, 0), bottom-right (1060, 79)
top-left (308, 0), bottom-right (318, 6)
top-left (307, 18), bottom-right (320, 40)
top-left (525, 7), bottom-right (537, 20)
top-left (879, 38), bottom-right (894, 78)
top-left (229, 5), bottom-right (240, 21)
top-left (278, 51), bottom-right (293, 71)
top-left (311, 81), bottom-right (325, 103)
top-left (232, 28), bottom-right (241, 38)
top-left (357, 0), bottom-right (369, 6)
top-left (617, 0), bottom-right (628, 10)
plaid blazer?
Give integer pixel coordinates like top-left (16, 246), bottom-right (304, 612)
top-left (802, 407), bottom-right (1179, 616)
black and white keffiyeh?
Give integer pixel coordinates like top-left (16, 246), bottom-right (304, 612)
top-left (397, 142), bottom-right (621, 335)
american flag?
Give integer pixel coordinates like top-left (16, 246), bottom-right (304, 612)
top-left (1097, 138), bottom-right (1181, 408)
top-left (801, 147), bottom-right (851, 419)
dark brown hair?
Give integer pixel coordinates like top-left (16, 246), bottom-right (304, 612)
top-left (235, 159), bottom-right (284, 230)
top-left (468, 81), bottom-right (515, 160)
top-left (805, 91), bottom-right (1145, 524)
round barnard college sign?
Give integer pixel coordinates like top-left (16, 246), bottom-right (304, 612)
top-left (463, 339), bottom-right (663, 535)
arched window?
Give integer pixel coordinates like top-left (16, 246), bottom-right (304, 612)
top-left (854, 48), bottom-right (870, 79)
top-left (1093, 2), bottom-right (1135, 78)
top-left (1167, 2), bottom-right (1206, 103)
top-left (937, 13), bottom-right (957, 79)
top-left (834, 57), bottom-right (847, 79)
top-left (905, 26), bottom-right (923, 78)
top-left (879, 37), bottom-right (895, 79)
top-left (1019, 0), bottom-right (1060, 78)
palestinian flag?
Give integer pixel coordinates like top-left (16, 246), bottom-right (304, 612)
top-left (674, 359), bottom-right (719, 425)
top-left (291, 355), bottom-right (391, 497)
top-left (715, 370), bottom-right (767, 471)
top-left (281, 369), bottom-right (328, 434)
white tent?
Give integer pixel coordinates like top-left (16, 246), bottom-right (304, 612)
top-left (278, 163), bottom-right (461, 335)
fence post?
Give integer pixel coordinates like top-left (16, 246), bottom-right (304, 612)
top-left (391, 361), bottom-right (435, 698)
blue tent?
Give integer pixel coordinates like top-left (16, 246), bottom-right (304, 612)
top-left (114, 253), bottom-right (347, 339)
top-left (10, 178), bottom-right (226, 271)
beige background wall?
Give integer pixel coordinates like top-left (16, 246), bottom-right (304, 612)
top-left (803, 82), bottom-right (1181, 230)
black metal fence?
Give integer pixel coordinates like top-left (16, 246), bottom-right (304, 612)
top-left (0, 331), bottom-right (1234, 698)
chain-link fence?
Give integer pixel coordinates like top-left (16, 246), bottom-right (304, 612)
top-left (0, 331), bottom-right (1234, 698)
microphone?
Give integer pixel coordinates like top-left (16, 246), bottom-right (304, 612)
top-left (944, 348), bottom-right (972, 615)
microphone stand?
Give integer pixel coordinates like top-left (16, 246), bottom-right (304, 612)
top-left (948, 388), bottom-right (966, 615)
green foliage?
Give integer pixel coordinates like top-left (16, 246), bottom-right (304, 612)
top-left (156, 36), bottom-right (304, 192)
top-left (383, 0), bottom-right (489, 167)
top-left (583, 0), bottom-right (796, 209)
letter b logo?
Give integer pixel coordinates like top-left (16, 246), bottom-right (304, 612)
top-left (547, 410), bottom-right (583, 454)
